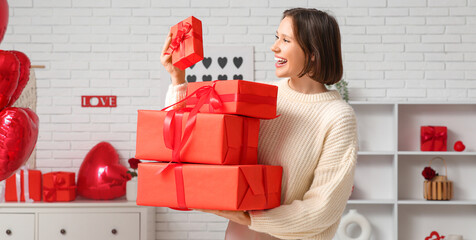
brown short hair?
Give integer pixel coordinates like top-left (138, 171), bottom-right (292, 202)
top-left (283, 8), bottom-right (343, 85)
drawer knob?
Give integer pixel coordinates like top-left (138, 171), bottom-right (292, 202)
top-left (111, 228), bottom-right (117, 235)
top-left (60, 229), bottom-right (66, 235)
top-left (6, 229), bottom-right (12, 235)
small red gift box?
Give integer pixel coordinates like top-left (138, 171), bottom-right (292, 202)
top-left (136, 110), bottom-right (259, 165)
top-left (5, 169), bottom-right (42, 202)
top-left (421, 126), bottom-right (447, 151)
top-left (43, 172), bottom-right (77, 202)
top-left (137, 163), bottom-right (282, 210)
top-left (184, 80), bottom-right (278, 119)
top-left (167, 16), bottom-right (203, 70)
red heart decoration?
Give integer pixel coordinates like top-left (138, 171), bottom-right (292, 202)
top-left (77, 142), bottom-right (131, 200)
top-left (7, 50), bottom-right (31, 107)
top-left (0, 50), bottom-right (20, 111)
top-left (0, 0), bottom-right (8, 44)
top-left (0, 107), bottom-right (39, 181)
top-left (454, 140), bottom-right (466, 152)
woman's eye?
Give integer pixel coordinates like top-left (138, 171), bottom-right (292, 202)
top-left (283, 38), bottom-right (290, 43)
top-left (274, 35), bottom-right (279, 40)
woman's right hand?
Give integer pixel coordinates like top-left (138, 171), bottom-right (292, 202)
top-left (161, 31), bottom-right (186, 85)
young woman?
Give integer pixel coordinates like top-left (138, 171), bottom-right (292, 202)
top-left (161, 8), bottom-right (358, 240)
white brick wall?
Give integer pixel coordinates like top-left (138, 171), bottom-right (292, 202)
top-left (2, 0), bottom-right (475, 239)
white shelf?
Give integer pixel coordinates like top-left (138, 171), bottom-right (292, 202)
top-left (348, 199), bottom-right (395, 205)
top-left (358, 151), bottom-right (395, 156)
top-left (349, 102), bottom-right (476, 239)
top-left (397, 151), bottom-right (476, 156)
top-left (398, 200), bottom-right (476, 205)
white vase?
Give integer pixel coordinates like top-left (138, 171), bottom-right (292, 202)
top-left (126, 178), bottom-right (138, 201)
top-left (337, 209), bottom-right (371, 240)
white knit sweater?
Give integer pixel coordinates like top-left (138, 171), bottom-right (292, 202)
top-left (166, 79), bottom-right (358, 240)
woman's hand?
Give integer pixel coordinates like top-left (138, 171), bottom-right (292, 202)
top-left (161, 31), bottom-right (186, 85)
top-left (196, 209), bottom-right (251, 226)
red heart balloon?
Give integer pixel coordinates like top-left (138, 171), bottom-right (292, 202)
top-left (77, 142), bottom-right (131, 200)
top-left (0, 50), bottom-right (20, 111)
top-left (0, 0), bottom-right (8, 44)
top-left (0, 107), bottom-right (39, 181)
top-left (7, 50), bottom-right (31, 107)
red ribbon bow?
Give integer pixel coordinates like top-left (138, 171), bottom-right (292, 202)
top-left (161, 82), bottom-right (222, 163)
top-left (44, 174), bottom-right (76, 202)
top-left (165, 22), bottom-right (193, 56)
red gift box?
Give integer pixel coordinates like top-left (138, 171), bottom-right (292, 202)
top-left (182, 80), bottom-right (278, 119)
top-left (43, 172), bottom-right (77, 202)
top-left (136, 163), bottom-right (282, 210)
top-left (166, 16), bottom-right (203, 70)
top-left (5, 169), bottom-right (42, 202)
top-left (421, 126), bottom-right (447, 151)
top-left (135, 110), bottom-right (259, 165)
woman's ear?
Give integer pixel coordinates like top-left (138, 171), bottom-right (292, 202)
top-left (311, 54), bottom-right (316, 62)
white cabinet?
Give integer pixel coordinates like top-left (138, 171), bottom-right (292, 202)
top-left (0, 198), bottom-right (155, 240)
top-left (339, 103), bottom-right (476, 239)
top-left (38, 213), bottom-right (140, 240)
top-left (0, 214), bottom-right (35, 240)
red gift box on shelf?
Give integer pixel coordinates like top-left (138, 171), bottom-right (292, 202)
top-left (5, 169), bottom-right (42, 202)
top-left (421, 126), bottom-right (447, 151)
top-left (43, 172), bottom-right (77, 202)
top-left (135, 110), bottom-right (259, 165)
top-left (184, 80), bottom-right (278, 119)
top-left (136, 163), bottom-right (282, 210)
top-left (166, 16), bottom-right (203, 70)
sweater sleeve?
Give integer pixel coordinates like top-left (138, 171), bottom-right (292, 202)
top-left (164, 81), bottom-right (188, 109)
top-left (248, 109), bottom-right (358, 239)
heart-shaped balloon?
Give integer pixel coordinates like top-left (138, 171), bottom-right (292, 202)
top-left (0, 107), bottom-right (39, 181)
top-left (77, 142), bottom-right (131, 200)
top-left (7, 50), bottom-right (31, 107)
top-left (0, 50), bottom-right (20, 111)
top-left (0, 0), bottom-right (8, 44)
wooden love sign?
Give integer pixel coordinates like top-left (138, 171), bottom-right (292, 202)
top-left (81, 96), bottom-right (117, 108)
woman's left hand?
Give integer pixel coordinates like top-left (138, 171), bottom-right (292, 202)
top-left (196, 209), bottom-right (251, 226)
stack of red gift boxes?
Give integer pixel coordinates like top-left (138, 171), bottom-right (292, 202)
top-left (134, 16), bottom-right (282, 211)
top-left (2, 170), bottom-right (77, 202)
top-left (135, 80), bottom-right (282, 210)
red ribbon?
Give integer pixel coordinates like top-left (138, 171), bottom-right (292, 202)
top-left (158, 83), bottom-right (223, 210)
top-left (421, 126), bottom-right (447, 151)
top-left (44, 174), bottom-right (76, 202)
top-left (262, 166), bottom-right (268, 207)
top-left (161, 83), bottom-right (222, 164)
top-left (174, 164), bottom-right (187, 209)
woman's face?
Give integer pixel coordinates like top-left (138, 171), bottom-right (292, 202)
top-left (271, 16), bottom-right (307, 79)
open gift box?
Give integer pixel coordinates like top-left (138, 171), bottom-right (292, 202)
top-left (136, 163), bottom-right (282, 210)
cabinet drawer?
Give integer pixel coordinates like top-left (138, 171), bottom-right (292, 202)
top-left (38, 212), bottom-right (140, 240)
top-left (0, 213), bottom-right (35, 240)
